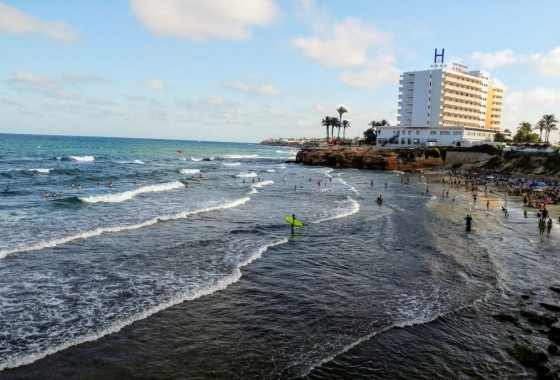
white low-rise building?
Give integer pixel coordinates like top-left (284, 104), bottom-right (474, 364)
top-left (376, 126), bottom-right (496, 147)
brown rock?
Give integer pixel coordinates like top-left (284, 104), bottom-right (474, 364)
top-left (295, 146), bottom-right (445, 171)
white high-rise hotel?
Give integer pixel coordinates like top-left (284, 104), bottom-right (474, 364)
top-left (378, 49), bottom-right (504, 147)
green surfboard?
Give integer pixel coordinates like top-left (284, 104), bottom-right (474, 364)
top-left (285, 216), bottom-right (303, 227)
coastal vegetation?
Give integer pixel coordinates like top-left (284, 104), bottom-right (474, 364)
top-left (363, 119), bottom-right (389, 145)
top-left (321, 106), bottom-right (352, 142)
top-left (510, 114), bottom-right (558, 143)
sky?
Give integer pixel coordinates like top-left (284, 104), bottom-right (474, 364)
top-left (1, 0), bottom-right (560, 143)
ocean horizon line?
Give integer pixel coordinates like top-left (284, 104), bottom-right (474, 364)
top-left (0, 132), bottom-right (264, 145)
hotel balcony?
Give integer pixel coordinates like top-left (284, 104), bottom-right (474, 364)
top-left (441, 100), bottom-right (481, 112)
top-left (442, 73), bottom-right (483, 86)
top-left (443, 83), bottom-right (484, 98)
top-left (441, 92), bottom-right (484, 104)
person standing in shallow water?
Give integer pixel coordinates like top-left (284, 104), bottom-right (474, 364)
top-left (547, 218), bottom-right (553, 236)
top-left (290, 214), bottom-right (295, 235)
top-left (465, 214), bottom-right (473, 231)
top-left (539, 218), bottom-right (546, 236)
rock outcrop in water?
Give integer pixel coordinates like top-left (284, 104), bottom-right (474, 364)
top-left (295, 146), bottom-right (446, 171)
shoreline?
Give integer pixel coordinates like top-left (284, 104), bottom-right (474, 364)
top-left (421, 170), bottom-right (560, 224)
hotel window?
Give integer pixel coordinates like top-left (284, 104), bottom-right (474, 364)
top-left (439, 131), bottom-right (450, 135)
top-left (453, 131), bottom-right (462, 135)
top-left (430, 131), bottom-right (437, 135)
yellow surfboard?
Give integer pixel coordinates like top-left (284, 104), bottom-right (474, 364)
top-left (285, 216), bottom-right (303, 227)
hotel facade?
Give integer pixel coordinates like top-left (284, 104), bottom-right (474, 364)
top-left (378, 58), bottom-right (504, 147)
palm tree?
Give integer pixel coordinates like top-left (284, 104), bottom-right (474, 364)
top-left (329, 117), bottom-right (338, 142)
top-left (333, 118), bottom-right (342, 139)
top-left (336, 106), bottom-right (348, 126)
top-left (342, 120), bottom-right (350, 139)
top-left (321, 116), bottom-right (330, 141)
top-left (534, 120), bottom-right (545, 142)
top-left (541, 114), bottom-right (558, 143)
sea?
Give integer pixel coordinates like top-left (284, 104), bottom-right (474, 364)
top-left (1, 133), bottom-right (559, 379)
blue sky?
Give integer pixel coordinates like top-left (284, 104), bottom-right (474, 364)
top-left (1, 0), bottom-right (559, 143)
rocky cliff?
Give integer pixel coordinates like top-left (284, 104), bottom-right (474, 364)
top-left (295, 146), bottom-right (560, 174)
top-left (295, 146), bottom-right (446, 171)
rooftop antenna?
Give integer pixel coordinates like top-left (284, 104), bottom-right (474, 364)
top-left (434, 48), bottom-right (445, 65)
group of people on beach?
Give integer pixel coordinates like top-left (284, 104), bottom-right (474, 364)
top-left (537, 206), bottom-right (554, 236)
top-left (538, 217), bottom-right (553, 236)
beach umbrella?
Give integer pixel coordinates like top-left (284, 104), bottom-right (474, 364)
top-left (486, 175), bottom-right (494, 179)
top-left (507, 179), bottom-right (517, 184)
top-left (535, 182), bottom-right (546, 186)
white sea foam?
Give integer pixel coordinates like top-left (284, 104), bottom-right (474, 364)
top-left (253, 180), bottom-right (274, 188)
top-left (69, 156), bottom-right (94, 162)
top-left (248, 187), bottom-right (258, 194)
top-left (235, 171), bottom-right (258, 178)
top-left (191, 157), bottom-right (202, 161)
top-left (337, 177), bottom-right (359, 194)
top-left (313, 196), bottom-right (360, 223)
top-left (133, 159), bottom-right (145, 164)
top-left (180, 169), bottom-right (201, 174)
top-left (225, 154), bottom-right (259, 159)
top-left (79, 181), bottom-right (184, 204)
top-left (0, 235), bottom-right (286, 371)
top-left (223, 162), bottom-right (241, 166)
top-left (304, 296), bottom-right (478, 377)
top-left (0, 197), bottom-right (251, 259)
top-left (27, 168), bottom-right (52, 174)
top-left (267, 169), bottom-right (276, 172)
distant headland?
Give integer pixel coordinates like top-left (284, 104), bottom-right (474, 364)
top-left (260, 137), bottom-right (325, 148)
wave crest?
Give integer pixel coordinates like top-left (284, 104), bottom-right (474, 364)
top-left (80, 181), bottom-right (184, 204)
top-left (0, 197), bottom-right (251, 258)
top-left (69, 156), bottom-right (95, 162)
top-left (180, 169), bottom-right (201, 174)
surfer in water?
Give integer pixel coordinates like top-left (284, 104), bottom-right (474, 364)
top-left (376, 195), bottom-right (383, 205)
top-left (465, 214), bottom-right (473, 231)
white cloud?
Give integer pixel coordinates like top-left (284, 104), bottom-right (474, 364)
top-left (292, 18), bottom-right (392, 67)
top-left (0, 2), bottom-right (79, 43)
top-left (13, 70), bottom-right (58, 89)
top-left (533, 46), bottom-right (560, 78)
top-left (313, 103), bottom-right (327, 113)
top-left (225, 81), bottom-right (280, 95)
top-left (205, 96), bottom-right (229, 106)
top-left (145, 79), bottom-right (166, 90)
top-left (130, 0), bottom-right (278, 41)
top-left (503, 87), bottom-right (560, 142)
top-left (339, 55), bottom-right (401, 89)
top-left (469, 49), bottom-right (523, 69)
top-left (63, 72), bottom-right (106, 83)
top-left (470, 46), bottom-right (560, 78)
top-left (507, 87), bottom-right (560, 112)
